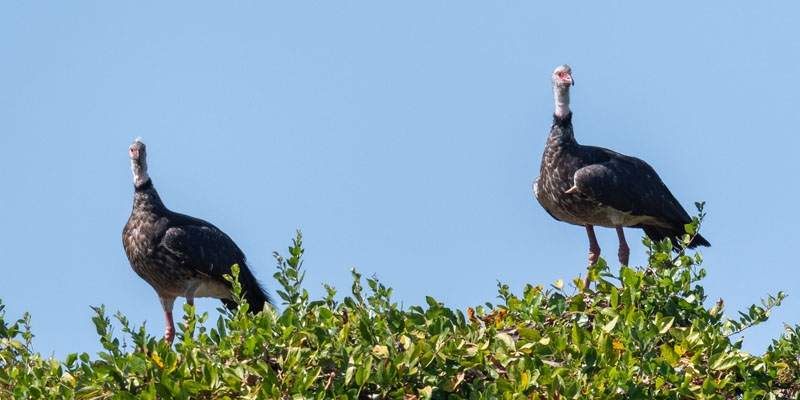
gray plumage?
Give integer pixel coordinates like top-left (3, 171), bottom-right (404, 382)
top-left (533, 65), bottom-right (709, 285)
top-left (123, 139), bottom-right (270, 341)
top-left (534, 112), bottom-right (710, 248)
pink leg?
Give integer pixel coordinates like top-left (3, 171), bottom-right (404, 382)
top-left (615, 225), bottom-right (630, 266)
top-left (585, 225), bottom-right (601, 265)
top-left (584, 225), bottom-right (601, 289)
top-left (159, 297), bottom-right (177, 343)
top-left (164, 311), bottom-right (176, 343)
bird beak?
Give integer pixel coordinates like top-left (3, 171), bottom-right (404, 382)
top-left (561, 73), bottom-right (574, 86)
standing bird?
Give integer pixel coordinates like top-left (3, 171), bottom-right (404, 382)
top-left (123, 139), bottom-right (271, 342)
top-left (533, 65), bottom-right (709, 287)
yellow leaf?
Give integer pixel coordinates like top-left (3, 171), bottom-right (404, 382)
top-left (602, 316), bottom-right (619, 333)
top-left (539, 336), bottom-right (551, 345)
top-left (60, 373), bottom-right (77, 388)
top-left (151, 352), bottom-right (163, 368)
top-left (443, 372), bottom-right (465, 392)
top-left (495, 308), bottom-right (507, 325)
top-left (372, 345), bottom-right (389, 358)
top-left (520, 370), bottom-right (530, 389)
top-left (612, 339), bottom-right (625, 351)
top-left (166, 353), bottom-right (178, 374)
top-left (467, 307), bottom-right (480, 324)
top-left (555, 280), bottom-right (564, 290)
top-left (419, 386), bottom-right (433, 399)
top-left (400, 335), bottom-right (411, 350)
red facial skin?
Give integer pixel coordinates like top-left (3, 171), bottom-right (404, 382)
top-left (130, 147), bottom-right (143, 159)
top-left (556, 71), bottom-right (573, 85)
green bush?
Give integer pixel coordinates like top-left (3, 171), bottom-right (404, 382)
top-left (2, 209), bottom-right (799, 399)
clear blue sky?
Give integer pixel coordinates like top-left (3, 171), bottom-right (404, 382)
top-left (1, 2), bottom-right (798, 360)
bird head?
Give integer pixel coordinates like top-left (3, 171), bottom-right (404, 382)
top-left (129, 139), bottom-right (150, 187)
top-left (129, 139), bottom-right (147, 162)
top-left (552, 64), bottom-right (574, 88)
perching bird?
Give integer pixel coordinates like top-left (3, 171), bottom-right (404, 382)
top-left (533, 65), bottom-right (709, 287)
top-left (123, 139), bottom-right (270, 342)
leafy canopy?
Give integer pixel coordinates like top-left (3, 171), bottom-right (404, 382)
top-left (1, 205), bottom-right (799, 399)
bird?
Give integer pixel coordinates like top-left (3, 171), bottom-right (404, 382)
top-left (533, 65), bottom-right (710, 288)
top-left (122, 139), bottom-right (271, 342)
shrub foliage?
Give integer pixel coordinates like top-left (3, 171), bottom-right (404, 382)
top-left (1, 209), bottom-right (799, 399)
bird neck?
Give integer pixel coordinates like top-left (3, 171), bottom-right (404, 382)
top-left (553, 85), bottom-right (571, 118)
top-left (131, 160), bottom-right (150, 188)
top-left (548, 112), bottom-right (575, 143)
top-left (133, 179), bottom-right (167, 210)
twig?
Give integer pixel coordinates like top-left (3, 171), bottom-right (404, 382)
top-left (723, 301), bottom-right (781, 338)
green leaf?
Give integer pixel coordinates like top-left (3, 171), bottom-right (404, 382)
top-left (426, 296), bottom-right (438, 308)
top-left (443, 372), bottom-right (465, 392)
top-left (571, 323), bottom-right (584, 347)
top-left (610, 287), bottom-right (619, 309)
top-left (702, 376), bottom-right (715, 394)
top-left (4, 226), bottom-right (796, 400)
top-left (600, 307), bottom-right (618, 318)
top-left (658, 316), bottom-right (675, 334)
top-left (709, 352), bottom-right (740, 371)
top-left (303, 367), bottom-right (322, 391)
top-left (318, 307), bottom-right (332, 320)
top-left (519, 328), bottom-right (541, 341)
top-left (344, 356), bottom-right (357, 385)
top-left (356, 356), bottom-right (373, 387)
top-left (660, 344), bottom-right (679, 366)
top-left (602, 316), bottom-right (619, 333)
top-left (496, 333), bottom-right (515, 352)
top-left (549, 293), bottom-right (567, 315)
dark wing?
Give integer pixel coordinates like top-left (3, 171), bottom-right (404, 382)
top-left (160, 221), bottom-right (246, 282)
top-left (160, 215), bottom-right (271, 310)
top-left (572, 147), bottom-right (691, 224)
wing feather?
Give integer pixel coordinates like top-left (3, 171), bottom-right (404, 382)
top-left (160, 223), bottom-right (245, 281)
top-left (572, 149), bottom-right (691, 223)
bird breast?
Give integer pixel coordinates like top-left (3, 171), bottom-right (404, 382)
top-left (124, 212), bottom-right (195, 297)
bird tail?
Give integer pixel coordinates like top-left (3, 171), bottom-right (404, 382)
top-left (222, 263), bottom-right (272, 313)
top-left (641, 224), bottom-right (710, 250)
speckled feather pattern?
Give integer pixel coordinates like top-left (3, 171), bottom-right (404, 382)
top-left (122, 180), bottom-right (270, 312)
top-left (534, 113), bottom-right (710, 248)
